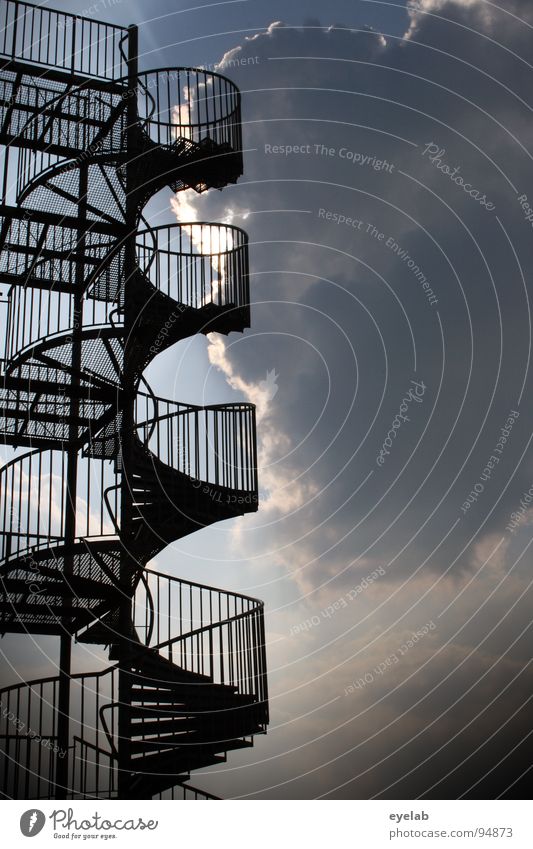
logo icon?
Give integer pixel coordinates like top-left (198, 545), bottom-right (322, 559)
top-left (20, 810), bottom-right (46, 837)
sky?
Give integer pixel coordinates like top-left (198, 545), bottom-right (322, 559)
top-left (2, 0), bottom-right (533, 800)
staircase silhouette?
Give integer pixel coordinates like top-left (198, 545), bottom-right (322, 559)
top-left (0, 0), bottom-right (268, 800)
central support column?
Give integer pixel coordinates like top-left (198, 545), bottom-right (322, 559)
top-left (54, 161), bottom-right (89, 799)
top-left (117, 23), bottom-right (139, 800)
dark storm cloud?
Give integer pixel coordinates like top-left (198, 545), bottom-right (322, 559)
top-left (154, 1), bottom-right (533, 799)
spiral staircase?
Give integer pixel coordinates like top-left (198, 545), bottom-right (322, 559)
top-left (0, 0), bottom-right (268, 799)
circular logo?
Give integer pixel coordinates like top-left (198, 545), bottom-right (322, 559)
top-left (20, 810), bottom-right (46, 837)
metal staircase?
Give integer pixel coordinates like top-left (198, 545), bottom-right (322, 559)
top-left (0, 0), bottom-right (268, 799)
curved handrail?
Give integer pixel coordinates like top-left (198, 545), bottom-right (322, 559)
top-left (137, 66), bottom-right (241, 100)
top-left (136, 401), bottom-right (255, 423)
top-left (99, 704), bottom-right (118, 759)
top-left (103, 485), bottom-right (121, 538)
top-left (0, 662), bottom-right (119, 699)
top-left (138, 570), bottom-right (155, 646)
top-left (136, 221), bottom-right (248, 255)
top-left (145, 564), bottom-right (262, 607)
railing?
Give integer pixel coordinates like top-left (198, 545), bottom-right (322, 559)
top-left (0, 392), bottom-right (255, 568)
top-left (0, 449), bottom-right (120, 565)
top-left (69, 667), bottom-right (118, 799)
top-left (117, 571), bottom-right (267, 761)
top-left (134, 568), bottom-right (258, 656)
top-left (136, 222), bottom-right (249, 314)
top-left (137, 68), bottom-right (242, 152)
top-left (0, 674), bottom-right (60, 799)
top-left (0, 572), bottom-right (267, 799)
top-left (3, 283), bottom-right (114, 363)
top-left (16, 148), bottom-right (67, 202)
top-left (0, 666), bottom-right (117, 800)
top-left (136, 399), bottom-right (258, 495)
top-left (0, 0), bottom-right (128, 80)
top-left (1, 217), bottom-right (249, 315)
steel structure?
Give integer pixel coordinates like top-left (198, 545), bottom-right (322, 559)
top-left (0, 0), bottom-right (268, 799)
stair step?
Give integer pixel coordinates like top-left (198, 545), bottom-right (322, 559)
top-left (130, 736), bottom-right (254, 756)
top-left (129, 664), bottom-right (214, 687)
top-left (129, 646), bottom-right (214, 684)
top-left (128, 702), bottom-right (252, 719)
top-left (129, 711), bottom-right (261, 737)
top-left (130, 749), bottom-right (225, 777)
top-left (130, 718), bottom-right (197, 736)
top-left (128, 686), bottom-right (241, 707)
top-left (125, 669), bottom-right (226, 690)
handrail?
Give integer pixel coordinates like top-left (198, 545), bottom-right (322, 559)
top-left (136, 66), bottom-right (241, 96)
top-left (0, 663), bottom-right (119, 699)
top-left (98, 705), bottom-right (117, 759)
top-left (144, 565), bottom-right (261, 606)
top-left (136, 221), bottom-right (248, 256)
top-left (135, 402), bottom-right (255, 426)
top-left (138, 570), bottom-right (155, 646)
top-left (152, 604), bottom-right (263, 654)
